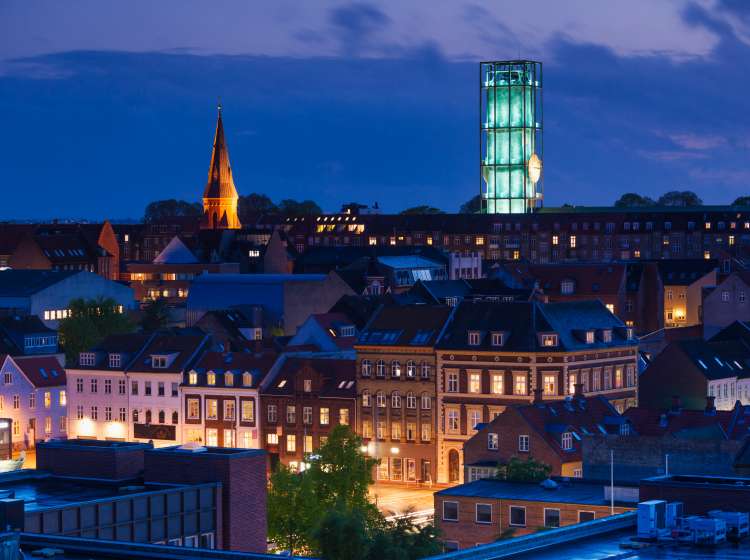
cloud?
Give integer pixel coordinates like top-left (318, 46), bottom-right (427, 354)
top-left (328, 3), bottom-right (392, 55)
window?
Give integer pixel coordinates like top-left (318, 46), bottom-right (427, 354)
top-left (241, 400), bottom-right (254, 423)
top-left (406, 392), bottom-right (417, 409)
top-left (626, 364), bottom-right (636, 387)
top-left (118, 379), bottom-right (126, 395)
top-left (44, 391), bottom-right (51, 408)
top-left (391, 422), bottom-right (401, 440)
top-left (468, 331), bottom-right (481, 345)
top-left (44, 416), bottom-right (52, 435)
top-left (377, 421), bottom-right (386, 439)
top-left (510, 506), bottom-right (526, 527)
top-left (286, 405), bottom-right (296, 424)
top-left (391, 361), bottom-right (401, 378)
top-left (421, 363), bottom-right (431, 379)
top-left (518, 434), bottom-right (530, 452)
top-left (376, 360), bottom-right (386, 377)
top-left (286, 434), bottom-right (296, 453)
top-left (187, 399), bottom-right (200, 420)
top-left (543, 374), bottom-right (557, 396)
top-left (105, 406), bottom-right (112, 421)
top-left (447, 371), bottom-right (459, 392)
top-left (476, 503), bottom-right (492, 524)
top-left (76, 405), bottom-right (84, 420)
top-left (104, 379), bottom-right (112, 394)
top-left (544, 508), bottom-right (560, 528)
top-left (490, 332), bottom-right (505, 347)
top-left (562, 432), bottom-right (573, 450)
top-left (469, 409), bottom-right (481, 430)
top-left (376, 391), bottom-right (386, 408)
top-left (391, 392), bottom-right (401, 408)
top-left (362, 420), bottom-right (372, 438)
top-left (487, 433), bottom-right (498, 450)
top-left (469, 372), bottom-right (481, 393)
top-left (267, 433), bottom-right (279, 445)
top-left (561, 280), bottom-right (575, 295)
top-left (447, 409), bottom-right (459, 433)
top-left (28, 393), bottom-right (35, 409)
top-left (602, 329), bottom-right (612, 343)
top-left (207, 373), bottom-right (216, 386)
top-left (76, 378), bottom-right (83, 393)
top-left (91, 406), bottom-right (98, 420)
top-left (362, 390), bottom-right (371, 407)
top-left (579, 511), bottom-right (595, 523)
top-left (131, 380), bottom-right (138, 395)
top-left (224, 400), bottom-right (236, 421)
top-left (302, 406), bottom-right (312, 425)
top-left (12, 395), bottom-right (19, 409)
top-left (79, 353), bottom-right (95, 366)
top-left (541, 334), bottom-right (558, 347)
top-left (361, 360), bottom-right (372, 377)
top-left (144, 381), bottom-right (152, 396)
top-left (303, 379), bottom-right (311, 392)
top-left (59, 416), bottom-right (67, 432)
top-left (90, 379), bottom-right (98, 393)
top-left (421, 423), bottom-right (431, 441)
top-left (206, 399), bottom-right (218, 420)
top-left (514, 374), bottom-right (527, 395)
top-left (406, 361), bottom-right (416, 378)
top-left (442, 501), bottom-right (459, 522)
top-left (188, 371), bottom-right (198, 385)
top-left (421, 393), bottom-right (431, 409)
top-left (320, 407), bottom-right (330, 425)
top-left (339, 408), bottom-right (349, 425)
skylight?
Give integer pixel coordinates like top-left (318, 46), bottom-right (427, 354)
top-left (277, 380), bottom-right (287, 388)
top-left (697, 359), bottom-right (708, 370)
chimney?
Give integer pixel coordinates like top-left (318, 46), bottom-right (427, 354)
top-left (705, 395), bottom-right (716, 416)
top-left (670, 395), bottom-right (681, 414)
top-left (533, 387), bottom-right (544, 406)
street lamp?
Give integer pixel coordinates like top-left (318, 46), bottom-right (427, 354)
top-left (390, 446), bottom-right (400, 455)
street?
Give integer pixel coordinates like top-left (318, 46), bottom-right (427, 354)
top-left (369, 483), bottom-right (436, 517)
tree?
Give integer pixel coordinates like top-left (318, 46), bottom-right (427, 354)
top-left (267, 466), bottom-right (317, 555)
top-left (614, 193), bottom-right (656, 208)
top-left (58, 298), bottom-right (135, 362)
top-left (498, 456), bottom-right (551, 483)
top-left (365, 513), bottom-right (441, 560)
top-left (238, 193), bottom-right (278, 217)
top-left (459, 194), bottom-right (482, 214)
top-left (277, 199), bottom-right (322, 216)
top-left (732, 196), bottom-right (750, 207)
top-left (139, 298), bottom-right (170, 332)
top-left (399, 206), bottom-right (445, 215)
top-left (143, 199), bottom-right (202, 222)
top-left (657, 190), bottom-right (702, 207)
top-left (313, 508), bottom-right (371, 560)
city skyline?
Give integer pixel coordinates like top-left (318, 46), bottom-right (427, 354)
top-left (1, 1), bottom-right (750, 219)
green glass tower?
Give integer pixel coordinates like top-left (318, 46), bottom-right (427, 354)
top-left (480, 60), bottom-right (543, 214)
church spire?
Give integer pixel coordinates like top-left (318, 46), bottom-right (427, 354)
top-left (201, 103), bottom-right (241, 229)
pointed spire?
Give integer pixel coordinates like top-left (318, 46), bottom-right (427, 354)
top-left (203, 102), bottom-right (238, 201)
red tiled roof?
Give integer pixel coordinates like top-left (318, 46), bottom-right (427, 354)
top-left (12, 356), bottom-right (66, 387)
top-left (624, 406), bottom-right (747, 439)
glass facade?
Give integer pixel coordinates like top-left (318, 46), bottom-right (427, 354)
top-left (481, 60), bottom-right (543, 214)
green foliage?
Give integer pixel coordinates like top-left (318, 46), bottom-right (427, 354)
top-left (614, 193), bottom-right (656, 207)
top-left (143, 199), bottom-right (202, 222)
top-left (139, 298), bottom-right (170, 332)
top-left (277, 199), bottom-right (323, 215)
top-left (732, 196), bottom-right (750, 207)
top-left (313, 508), bottom-right (370, 560)
top-left (656, 190), bottom-right (702, 207)
top-left (267, 466), bottom-right (317, 555)
top-left (399, 205), bottom-right (445, 215)
top-left (459, 194), bottom-right (482, 214)
top-left (497, 456), bottom-right (552, 483)
top-left (364, 513), bottom-right (442, 560)
top-left (238, 193), bottom-right (278, 217)
top-left (58, 298), bottom-right (135, 363)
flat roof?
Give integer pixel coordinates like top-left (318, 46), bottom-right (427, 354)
top-left (437, 479), bottom-right (618, 507)
top-left (149, 445), bottom-right (267, 458)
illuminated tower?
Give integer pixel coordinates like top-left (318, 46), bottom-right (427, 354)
top-left (480, 60), bottom-right (543, 214)
top-left (201, 104), bottom-right (241, 230)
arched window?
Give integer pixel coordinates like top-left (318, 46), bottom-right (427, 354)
top-left (242, 372), bottom-right (252, 387)
top-left (376, 360), bottom-right (386, 377)
top-left (391, 361), bottom-right (401, 378)
top-left (172, 411), bottom-right (179, 424)
top-left (421, 362), bottom-right (431, 379)
top-left (361, 360), bottom-right (372, 377)
top-left (133, 409), bottom-right (139, 423)
top-left (362, 390), bottom-right (371, 407)
top-left (421, 393), bottom-right (431, 410)
top-left (158, 410), bottom-right (165, 424)
top-left (391, 391), bottom-right (401, 408)
top-left (224, 372), bottom-right (234, 386)
top-left (376, 391), bottom-right (386, 408)
top-left (145, 409), bottom-right (152, 424)
top-left (406, 392), bottom-right (416, 409)
top-left (406, 360), bottom-right (416, 377)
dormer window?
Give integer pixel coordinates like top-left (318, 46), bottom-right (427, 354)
top-left (253, 328), bottom-right (263, 341)
top-left (468, 331), bottom-right (481, 346)
top-left (108, 353), bottom-right (121, 368)
top-left (561, 432), bottom-right (573, 450)
top-left (79, 352), bottom-right (95, 367)
top-left (560, 280), bottom-right (575, 295)
top-left (207, 372), bottom-right (216, 386)
top-left (152, 355), bottom-right (168, 369)
top-left (188, 371), bottom-right (198, 385)
top-left (541, 334), bottom-right (558, 347)
top-left (602, 330), bottom-right (612, 343)
top-left (224, 372), bottom-right (234, 386)
top-left (242, 372), bottom-right (252, 386)
top-left (491, 332), bottom-right (505, 347)
top-left (339, 325), bottom-right (355, 337)
top-left (626, 327), bottom-right (634, 340)
top-left (585, 331), bottom-right (595, 344)
top-left (304, 379), bottom-right (312, 392)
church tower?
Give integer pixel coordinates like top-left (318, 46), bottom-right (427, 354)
top-left (201, 104), bottom-right (241, 229)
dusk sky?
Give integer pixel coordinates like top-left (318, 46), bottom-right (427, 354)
top-left (2, 0), bottom-right (750, 219)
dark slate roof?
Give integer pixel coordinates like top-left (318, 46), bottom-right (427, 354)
top-left (0, 270), bottom-right (80, 297)
top-left (263, 357), bottom-right (356, 398)
top-left (357, 304), bottom-right (454, 347)
top-left (130, 332), bottom-right (208, 374)
top-left (541, 301), bottom-right (632, 351)
top-left (189, 350), bottom-right (277, 388)
top-left (528, 263), bottom-right (626, 297)
top-left (0, 315), bottom-right (55, 335)
top-left (436, 477), bottom-right (616, 506)
top-left (12, 356), bottom-right (66, 388)
top-left (671, 338), bottom-right (750, 381)
top-left (76, 333), bottom-right (153, 370)
top-left (657, 259), bottom-right (717, 285)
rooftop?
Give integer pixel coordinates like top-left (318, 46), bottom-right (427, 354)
top-left (0, 270), bottom-right (79, 297)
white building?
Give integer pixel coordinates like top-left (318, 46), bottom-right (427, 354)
top-left (449, 252), bottom-right (482, 280)
top-left (0, 355), bottom-right (67, 450)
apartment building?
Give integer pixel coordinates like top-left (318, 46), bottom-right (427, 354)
top-left (355, 304), bottom-right (455, 485)
top-left (435, 300), bottom-right (638, 483)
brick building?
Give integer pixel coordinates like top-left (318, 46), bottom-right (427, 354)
top-left (435, 477), bottom-right (635, 550)
top-left (355, 304), bottom-right (455, 485)
top-left (702, 271), bottom-right (750, 338)
top-left (463, 393), bottom-right (627, 481)
top-left (260, 355), bottom-right (356, 471)
top-left (436, 299), bottom-right (638, 483)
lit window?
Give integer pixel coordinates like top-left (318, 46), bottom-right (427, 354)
top-left (224, 373), bottom-right (233, 386)
top-left (207, 372), bottom-right (216, 386)
top-left (469, 372), bottom-right (481, 393)
top-left (491, 373), bottom-right (503, 394)
top-left (541, 334), bottom-right (558, 347)
top-left (189, 371), bottom-right (198, 385)
top-left (552, 235), bottom-right (559, 245)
